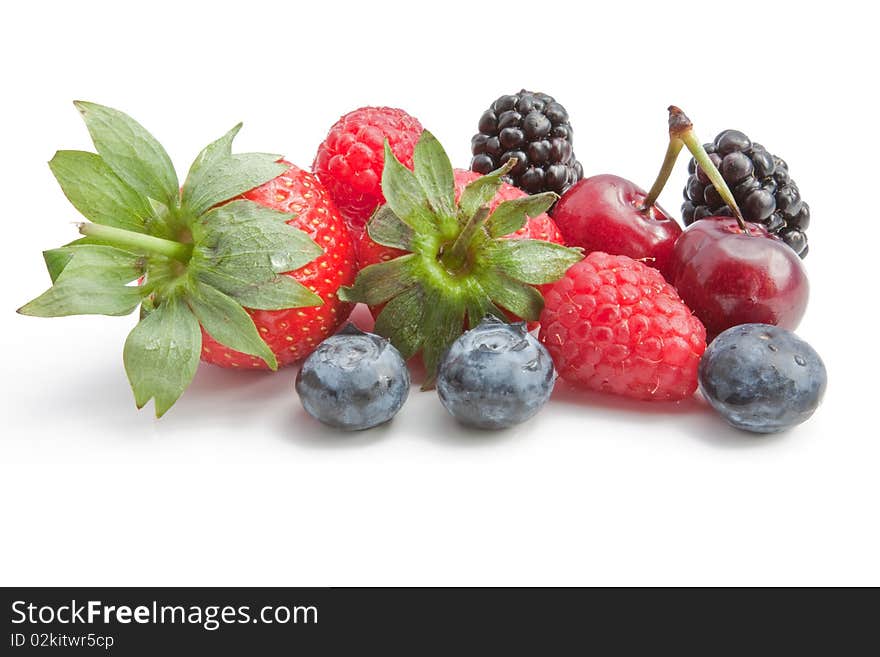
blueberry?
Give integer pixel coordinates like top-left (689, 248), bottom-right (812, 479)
top-left (295, 324), bottom-right (410, 431)
top-left (698, 324), bottom-right (826, 433)
top-left (436, 317), bottom-right (556, 430)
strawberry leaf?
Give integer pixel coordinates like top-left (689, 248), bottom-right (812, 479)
top-left (486, 192), bottom-right (557, 238)
top-left (338, 254), bottom-right (420, 306)
top-left (19, 280), bottom-right (142, 317)
top-left (42, 248), bottom-right (76, 283)
top-left (74, 101), bottom-right (179, 208)
top-left (457, 159), bottom-right (515, 224)
top-left (18, 245), bottom-right (145, 317)
top-left (49, 150), bottom-right (154, 233)
top-left (346, 133), bottom-right (576, 382)
top-left (181, 123), bottom-right (287, 216)
top-left (43, 237), bottom-right (140, 280)
top-left (488, 279), bottom-right (544, 322)
top-left (186, 282), bottom-right (277, 370)
top-left (373, 285), bottom-right (426, 360)
top-left (220, 276), bottom-right (324, 310)
top-left (484, 239), bottom-right (583, 284)
top-left (461, 279), bottom-right (505, 328)
top-left (480, 271), bottom-right (545, 321)
top-left (367, 205), bottom-right (414, 251)
top-left (186, 154), bottom-right (287, 216)
top-left (25, 101), bottom-right (334, 418)
top-left (419, 286), bottom-right (465, 388)
top-left (186, 123), bottom-right (243, 169)
top-left (413, 131), bottom-right (456, 228)
top-left (197, 272), bottom-right (321, 311)
top-left (192, 200), bottom-right (323, 280)
top-left (380, 140), bottom-right (435, 235)
top-left (123, 295), bottom-right (201, 417)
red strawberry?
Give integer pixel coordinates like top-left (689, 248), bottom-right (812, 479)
top-left (201, 163), bottom-right (357, 369)
top-left (19, 102), bottom-right (351, 416)
top-left (540, 251), bottom-right (706, 401)
top-left (313, 107), bottom-right (423, 234)
top-left (339, 132), bottom-right (582, 385)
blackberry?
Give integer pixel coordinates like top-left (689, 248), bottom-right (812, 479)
top-left (470, 90), bottom-right (583, 198)
top-left (682, 129), bottom-right (809, 257)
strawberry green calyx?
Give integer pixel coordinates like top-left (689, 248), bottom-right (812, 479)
top-left (17, 102), bottom-right (324, 417)
top-left (338, 131), bottom-right (583, 386)
top-left (77, 222), bottom-right (193, 261)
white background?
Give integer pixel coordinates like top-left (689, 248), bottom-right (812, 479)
top-left (1, 0), bottom-right (877, 586)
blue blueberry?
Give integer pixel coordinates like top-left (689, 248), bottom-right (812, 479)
top-left (436, 316), bottom-right (556, 430)
top-left (295, 324), bottom-right (410, 431)
top-left (699, 323), bottom-right (826, 433)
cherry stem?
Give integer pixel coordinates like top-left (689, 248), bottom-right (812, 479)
top-left (78, 223), bottom-right (193, 262)
top-left (443, 206), bottom-right (490, 273)
top-left (668, 106), bottom-right (747, 231)
top-left (641, 138), bottom-right (684, 210)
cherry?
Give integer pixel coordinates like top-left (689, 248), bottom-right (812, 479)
top-left (552, 174), bottom-right (682, 274)
top-left (653, 107), bottom-right (810, 336)
top-left (668, 217), bottom-right (808, 337)
top-left (554, 106), bottom-right (811, 338)
top-left (552, 106), bottom-right (716, 275)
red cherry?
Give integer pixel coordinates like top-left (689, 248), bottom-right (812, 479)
top-left (669, 217), bottom-right (809, 337)
top-left (553, 174), bottom-right (682, 275)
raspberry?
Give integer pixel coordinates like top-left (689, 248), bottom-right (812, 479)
top-left (539, 252), bottom-right (707, 401)
top-left (313, 107), bottom-right (422, 234)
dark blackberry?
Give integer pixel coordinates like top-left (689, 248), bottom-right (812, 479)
top-left (470, 90), bottom-right (583, 199)
top-left (682, 130), bottom-right (809, 258)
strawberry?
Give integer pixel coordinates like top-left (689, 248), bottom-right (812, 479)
top-left (313, 107), bottom-right (423, 235)
top-left (338, 132), bottom-right (583, 385)
top-left (357, 168), bottom-right (567, 330)
top-left (201, 163), bottom-right (356, 369)
top-left (358, 168), bottom-right (565, 267)
top-left (539, 252), bottom-right (707, 401)
top-left (18, 102), bottom-right (351, 416)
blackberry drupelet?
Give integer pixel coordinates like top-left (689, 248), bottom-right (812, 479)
top-left (682, 129), bottom-right (810, 257)
top-left (470, 90), bottom-right (583, 198)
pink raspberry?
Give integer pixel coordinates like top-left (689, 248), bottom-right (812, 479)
top-left (539, 252), bottom-right (707, 401)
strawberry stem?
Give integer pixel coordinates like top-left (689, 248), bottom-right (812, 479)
top-left (442, 206), bottom-right (490, 273)
top-left (78, 223), bottom-right (193, 262)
